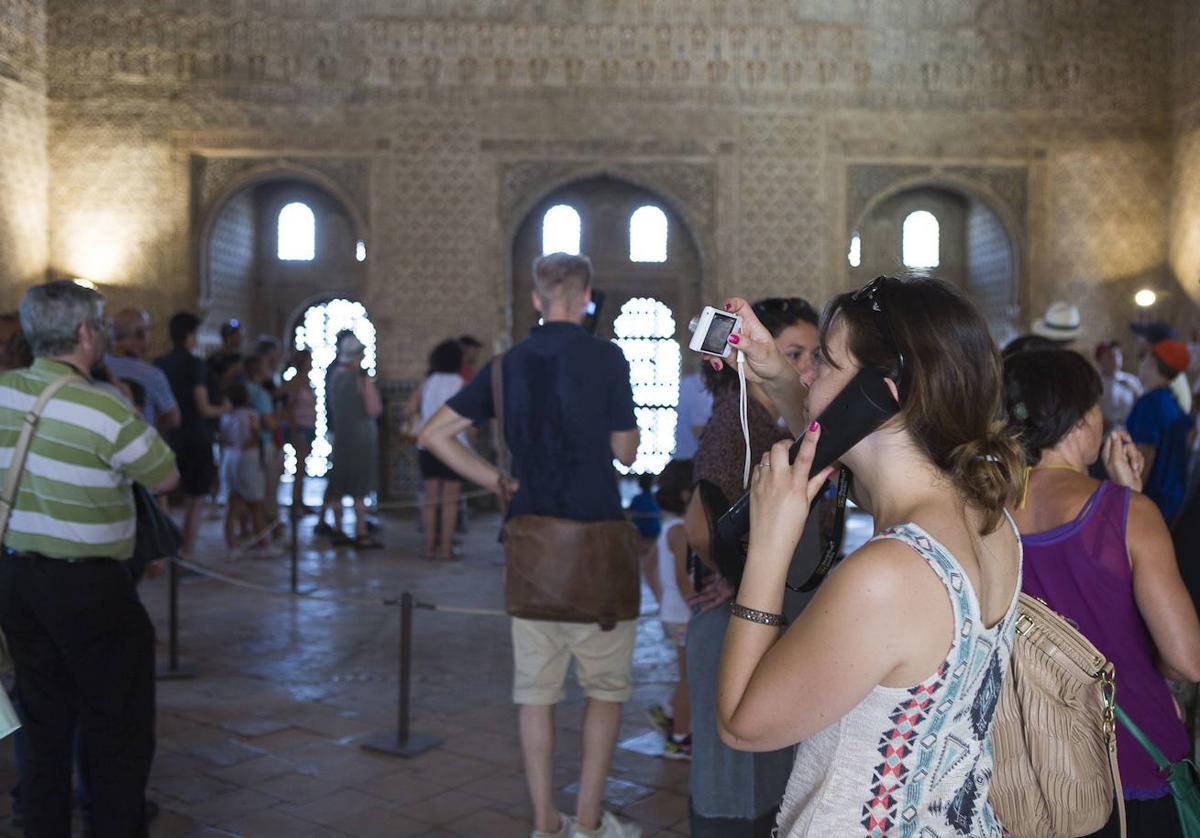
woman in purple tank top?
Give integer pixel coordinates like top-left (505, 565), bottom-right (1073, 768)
top-left (1004, 349), bottom-right (1200, 837)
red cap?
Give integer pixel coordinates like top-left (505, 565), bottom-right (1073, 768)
top-left (1094, 340), bottom-right (1119, 360)
top-left (1152, 339), bottom-right (1190, 375)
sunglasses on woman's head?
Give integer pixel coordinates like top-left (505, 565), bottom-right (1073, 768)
top-left (850, 276), bottom-right (907, 391)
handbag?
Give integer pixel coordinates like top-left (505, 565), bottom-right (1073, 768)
top-left (129, 482), bottom-right (183, 581)
top-left (491, 354), bottom-right (641, 631)
top-left (989, 593), bottom-right (1126, 837)
top-left (1114, 703), bottom-right (1200, 836)
top-left (0, 372), bottom-right (78, 735)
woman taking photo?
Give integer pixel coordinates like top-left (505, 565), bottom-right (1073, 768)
top-left (1004, 348), bottom-right (1200, 837)
top-left (716, 276), bottom-right (1024, 836)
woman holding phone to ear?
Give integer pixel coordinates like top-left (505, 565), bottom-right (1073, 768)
top-left (715, 276), bottom-right (1025, 837)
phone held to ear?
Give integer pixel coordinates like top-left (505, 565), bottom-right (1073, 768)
top-left (715, 366), bottom-right (900, 546)
top-left (688, 306), bottom-right (741, 359)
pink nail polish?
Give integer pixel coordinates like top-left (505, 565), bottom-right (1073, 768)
top-left (809, 420), bottom-right (820, 432)
top-left (728, 334), bottom-right (740, 345)
top-left (711, 361), bottom-right (720, 370)
top-left (724, 302), bottom-right (732, 311)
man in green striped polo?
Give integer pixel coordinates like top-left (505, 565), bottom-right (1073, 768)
top-left (0, 280), bottom-right (178, 837)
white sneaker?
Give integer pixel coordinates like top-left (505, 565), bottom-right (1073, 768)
top-left (572, 811), bottom-right (642, 838)
top-left (532, 812), bottom-right (573, 838)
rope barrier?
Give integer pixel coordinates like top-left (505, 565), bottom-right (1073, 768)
top-left (168, 555), bottom-right (400, 607)
top-left (412, 600), bottom-right (507, 617)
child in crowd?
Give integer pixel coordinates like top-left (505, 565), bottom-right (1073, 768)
top-left (628, 472), bottom-right (663, 604)
top-left (219, 382), bottom-right (267, 559)
top-left (647, 458), bottom-right (694, 760)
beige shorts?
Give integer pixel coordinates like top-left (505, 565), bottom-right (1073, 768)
top-left (511, 617), bottom-right (637, 705)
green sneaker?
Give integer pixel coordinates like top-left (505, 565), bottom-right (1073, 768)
top-left (646, 703), bottom-right (672, 735)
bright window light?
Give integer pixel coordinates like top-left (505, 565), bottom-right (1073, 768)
top-left (278, 202), bottom-right (316, 261)
top-left (542, 204), bottom-right (581, 255)
top-left (902, 210), bottom-right (939, 269)
top-left (613, 297), bottom-right (680, 475)
top-left (629, 205), bottom-right (668, 263)
top-left (848, 233), bottom-right (861, 268)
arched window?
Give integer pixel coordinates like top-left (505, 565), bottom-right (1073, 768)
top-left (277, 201), bottom-right (316, 261)
top-left (613, 297), bottom-right (680, 474)
top-left (629, 205), bottom-right (668, 263)
top-left (902, 210), bottom-right (940, 269)
top-left (542, 204), bottom-right (581, 255)
top-left (848, 232), bottom-right (861, 268)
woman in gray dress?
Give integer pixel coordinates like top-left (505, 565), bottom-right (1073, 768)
top-left (325, 335), bottom-right (383, 549)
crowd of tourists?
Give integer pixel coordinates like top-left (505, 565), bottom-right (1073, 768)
top-left (3, 261), bottom-right (1200, 837)
top-left (419, 256), bottom-right (1200, 838)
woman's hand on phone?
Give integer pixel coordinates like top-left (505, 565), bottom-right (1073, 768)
top-left (704, 298), bottom-right (790, 384)
top-left (748, 427), bottom-right (835, 561)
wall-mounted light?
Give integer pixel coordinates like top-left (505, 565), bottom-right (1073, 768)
top-left (1134, 289), bottom-right (1157, 308)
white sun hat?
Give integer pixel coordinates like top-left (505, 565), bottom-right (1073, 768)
top-left (1031, 301), bottom-right (1081, 342)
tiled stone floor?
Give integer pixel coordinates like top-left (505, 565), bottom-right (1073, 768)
top-left (0, 502), bottom-right (692, 837)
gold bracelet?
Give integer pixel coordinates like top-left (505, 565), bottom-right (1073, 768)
top-left (729, 601), bottom-right (787, 627)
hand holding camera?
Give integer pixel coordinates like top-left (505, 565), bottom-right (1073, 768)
top-left (693, 299), bottom-right (795, 386)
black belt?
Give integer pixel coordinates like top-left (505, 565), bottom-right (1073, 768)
top-left (1, 546), bottom-right (114, 565)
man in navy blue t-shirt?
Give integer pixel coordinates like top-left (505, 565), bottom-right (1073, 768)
top-left (1128, 339), bottom-right (1195, 523)
top-left (420, 253), bottom-right (641, 838)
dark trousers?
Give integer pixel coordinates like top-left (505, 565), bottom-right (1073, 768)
top-left (689, 801), bottom-right (778, 838)
top-left (1091, 794), bottom-right (1183, 838)
top-left (0, 554), bottom-right (155, 838)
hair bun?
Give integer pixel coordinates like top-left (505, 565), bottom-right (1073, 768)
top-left (947, 422), bottom-right (1025, 533)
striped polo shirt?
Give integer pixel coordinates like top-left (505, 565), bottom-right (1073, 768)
top-left (0, 357), bottom-right (177, 560)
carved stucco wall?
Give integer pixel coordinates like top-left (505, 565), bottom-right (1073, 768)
top-left (0, 0), bottom-right (47, 310)
top-left (18, 0), bottom-right (1193, 369)
top-left (1168, 0), bottom-right (1200, 329)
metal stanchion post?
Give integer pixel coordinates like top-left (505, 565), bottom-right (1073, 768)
top-left (288, 507), bottom-right (314, 595)
top-left (290, 511), bottom-right (299, 594)
top-left (156, 555), bottom-right (196, 680)
top-left (361, 592), bottom-right (441, 757)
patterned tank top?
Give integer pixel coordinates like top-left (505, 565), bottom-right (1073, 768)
top-left (776, 517), bottom-right (1022, 837)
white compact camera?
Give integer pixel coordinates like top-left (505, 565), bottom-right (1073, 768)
top-left (688, 306), bottom-right (742, 359)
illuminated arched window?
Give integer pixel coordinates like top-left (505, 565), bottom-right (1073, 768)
top-left (277, 202), bottom-right (316, 261)
top-left (613, 297), bottom-right (680, 475)
top-left (848, 232), bottom-right (861, 268)
top-left (285, 298), bottom-right (376, 479)
top-left (902, 210), bottom-right (940, 269)
top-left (629, 205), bottom-right (668, 262)
top-left (542, 204), bottom-right (581, 255)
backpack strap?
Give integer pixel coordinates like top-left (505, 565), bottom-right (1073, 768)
top-left (490, 353), bottom-right (507, 470)
top-left (0, 374), bottom-right (79, 546)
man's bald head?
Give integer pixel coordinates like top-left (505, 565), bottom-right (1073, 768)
top-left (112, 308), bottom-right (151, 357)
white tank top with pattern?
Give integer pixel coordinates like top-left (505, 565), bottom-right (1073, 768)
top-left (775, 515), bottom-right (1022, 838)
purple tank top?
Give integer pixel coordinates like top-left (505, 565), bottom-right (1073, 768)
top-left (1021, 481), bottom-right (1187, 799)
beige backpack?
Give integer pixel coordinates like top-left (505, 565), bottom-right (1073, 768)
top-left (989, 593), bottom-right (1125, 837)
